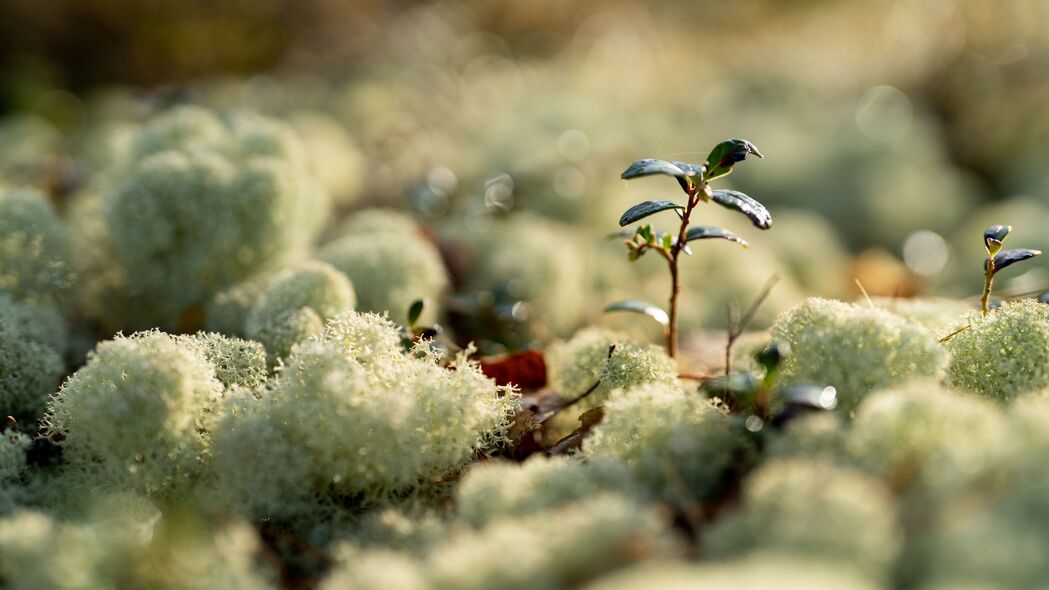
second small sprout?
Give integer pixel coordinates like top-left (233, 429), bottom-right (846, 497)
top-left (980, 224), bottom-right (1041, 316)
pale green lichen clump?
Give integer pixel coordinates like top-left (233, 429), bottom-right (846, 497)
top-left (902, 395), bottom-right (1049, 589)
top-left (947, 299), bottom-right (1049, 400)
top-left (204, 273), bottom-right (272, 338)
top-left (0, 187), bottom-right (73, 305)
top-left (320, 223), bottom-right (448, 325)
top-left (43, 331), bottom-right (231, 496)
top-left (845, 380), bottom-right (1012, 523)
top-left (871, 296), bottom-right (971, 334)
top-left (177, 332), bottom-right (268, 391)
top-left (770, 298), bottom-right (947, 413)
top-left (0, 295), bottom-right (66, 422)
top-left (0, 510), bottom-right (275, 590)
top-left (319, 546), bottom-right (429, 590)
top-left (428, 494), bottom-right (675, 590)
top-left (331, 208), bottom-right (423, 241)
top-left (244, 261), bottom-right (356, 363)
top-left (546, 328), bottom-right (677, 421)
top-left (78, 106), bottom-right (330, 329)
top-left (0, 430), bottom-right (30, 514)
top-left (454, 456), bottom-right (638, 528)
top-left (586, 555), bottom-right (879, 590)
top-left (583, 383), bottom-right (752, 503)
top-left (466, 213), bottom-right (588, 336)
top-left (322, 494), bottom-right (674, 590)
top-left (704, 458), bottom-right (900, 580)
top-left (211, 311), bottom-right (518, 521)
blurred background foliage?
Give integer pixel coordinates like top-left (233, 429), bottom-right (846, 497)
top-left (0, 0), bottom-right (1046, 347)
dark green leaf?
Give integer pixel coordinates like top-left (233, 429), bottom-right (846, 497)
top-left (711, 189), bottom-right (772, 229)
top-left (621, 159), bottom-right (700, 194)
top-left (671, 161), bottom-right (705, 178)
top-left (987, 248), bottom-right (1042, 275)
top-left (781, 385), bottom-right (839, 411)
top-left (603, 300), bottom-right (670, 327)
top-left (619, 200), bottom-right (685, 227)
top-left (756, 341), bottom-right (791, 375)
top-left (703, 138), bottom-right (763, 182)
top-left (407, 299), bottom-right (425, 327)
top-left (683, 226), bottom-right (748, 248)
top-left (621, 159), bottom-right (686, 180)
top-left (984, 225), bottom-right (1011, 256)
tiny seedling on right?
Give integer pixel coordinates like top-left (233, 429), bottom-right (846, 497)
top-left (980, 225), bottom-right (1041, 315)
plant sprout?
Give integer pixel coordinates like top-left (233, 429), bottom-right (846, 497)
top-left (980, 225), bottom-right (1041, 316)
top-left (606, 139), bottom-right (771, 357)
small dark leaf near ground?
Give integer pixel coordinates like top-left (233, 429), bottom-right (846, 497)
top-left (25, 437), bottom-right (63, 468)
top-left (479, 349), bottom-right (547, 390)
top-left (258, 521), bottom-right (334, 590)
top-left (988, 248), bottom-right (1042, 274)
top-left (546, 407), bottom-right (605, 456)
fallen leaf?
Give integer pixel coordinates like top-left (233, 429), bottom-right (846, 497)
top-left (546, 407), bottom-right (605, 456)
top-left (480, 349), bottom-right (547, 390)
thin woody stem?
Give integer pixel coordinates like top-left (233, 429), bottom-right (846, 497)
top-left (981, 258), bottom-right (995, 316)
top-left (666, 181), bottom-right (701, 358)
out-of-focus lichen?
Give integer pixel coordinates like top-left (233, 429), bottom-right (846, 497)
top-left (770, 298), bottom-right (947, 413)
top-left (947, 299), bottom-right (1049, 400)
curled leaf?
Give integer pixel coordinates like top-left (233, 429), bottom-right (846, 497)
top-left (479, 349), bottom-right (547, 390)
top-left (618, 200), bottom-right (684, 227)
top-left (984, 225), bottom-right (1011, 257)
top-left (987, 248), bottom-right (1042, 275)
top-left (682, 226), bottom-right (748, 248)
top-left (703, 138), bottom-right (763, 182)
top-left (711, 189), bottom-right (772, 229)
top-left (603, 300), bottom-right (670, 327)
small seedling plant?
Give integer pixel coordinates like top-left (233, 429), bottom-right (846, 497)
top-left (606, 139), bottom-right (771, 358)
top-left (980, 225), bottom-right (1041, 315)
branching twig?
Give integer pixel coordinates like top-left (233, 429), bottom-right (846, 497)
top-left (854, 277), bottom-right (874, 307)
top-left (938, 323), bottom-right (971, 343)
top-left (559, 345), bottom-right (616, 411)
top-left (724, 274), bottom-right (780, 375)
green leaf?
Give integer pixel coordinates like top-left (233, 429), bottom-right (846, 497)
top-left (637, 224), bottom-right (654, 243)
top-left (661, 233), bottom-right (673, 250)
top-left (984, 225), bottom-right (1011, 257)
top-left (621, 159), bottom-right (687, 179)
top-left (987, 248), bottom-right (1042, 275)
top-left (621, 159), bottom-right (702, 194)
top-left (703, 138), bottom-right (763, 182)
top-left (711, 189), bottom-right (772, 229)
top-left (683, 226), bottom-right (748, 248)
top-left (603, 300), bottom-right (670, 327)
top-left (619, 200), bottom-right (685, 227)
top-left (407, 299), bottom-right (425, 327)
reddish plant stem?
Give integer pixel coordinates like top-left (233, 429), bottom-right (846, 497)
top-left (665, 184), bottom-right (701, 358)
